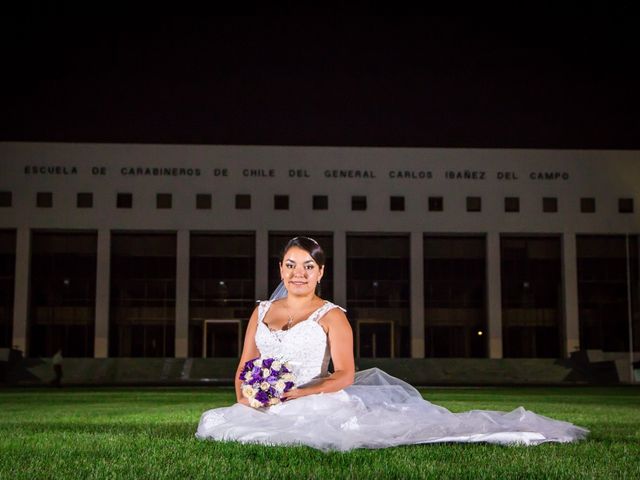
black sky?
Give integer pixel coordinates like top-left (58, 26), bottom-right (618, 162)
top-left (1, 16), bottom-right (639, 148)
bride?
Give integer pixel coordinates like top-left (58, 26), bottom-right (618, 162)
top-left (196, 236), bottom-right (588, 451)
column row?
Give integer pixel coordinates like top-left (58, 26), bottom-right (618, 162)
top-left (5, 229), bottom-right (638, 359)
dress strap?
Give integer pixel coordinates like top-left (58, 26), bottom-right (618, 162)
top-left (310, 301), bottom-right (347, 323)
top-left (257, 300), bottom-right (272, 324)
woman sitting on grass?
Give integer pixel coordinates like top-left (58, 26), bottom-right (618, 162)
top-left (196, 236), bottom-right (588, 451)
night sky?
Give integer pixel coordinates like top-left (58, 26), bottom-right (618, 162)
top-left (1, 16), bottom-right (639, 148)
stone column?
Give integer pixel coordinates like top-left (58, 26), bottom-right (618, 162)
top-left (562, 232), bottom-right (580, 357)
top-left (486, 231), bottom-right (503, 358)
top-left (94, 229), bottom-right (111, 358)
top-left (175, 230), bottom-right (190, 358)
top-left (11, 227), bottom-right (30, 355)
top-left (410, 231), bottom-right (425, 358)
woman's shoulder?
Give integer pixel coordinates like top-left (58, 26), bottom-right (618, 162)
top-left (317, 300), bottom-right (347, 322)
top-left (322, 299), bottom-right (346, 313)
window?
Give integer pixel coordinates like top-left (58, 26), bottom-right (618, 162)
top-left (580, 197), bottom-right (595, 213)
top-left (235, 194), bottom-right (251, 210)
top-left (424, 235), bottom-right (487, 358)
top-left (428, 196), bottom-right (443, 212)
top-left (501, 236), bottom-right (562, 358)
top-left (312, 195), bottom-right (328, 210)
top-left (29, 232), bottom-right (97, 357)
top-left (0, 191), bottom-right (11, 207)
top-left (117, 193), bottom-right (133, 209)
top-left (390, 196), bottom-right (405, 211)
top-left (619, 198), bottom-right (634, 213)
top-left (466, 196), bottom-right (481, 212)
top-left (504, 197), bottom-right (519, 212)
top-left (36, 192), bottom-right (52, 208)
top-left (77, 192), bottom-right (93, 208)
top-left (577, 235), bottom-right (640, 352)
top-left (347, 235), bottom-right (411, 358)
top-left (0, 230), bottom-right (16, 348)
top-left (543, 197), bottom-right (557, 213)
top-left (157, 193), bottom-right (172, 209)
top-left (274, 195), bottom-right (289, 210)
top-left (190, 233), bottom-right (256, 357)
top-left (352, 196), bottom-right (367, 211)
top-left (196, 194), bottom-right (212, 210)
top-left (110, 233), bottom-right (176, 357)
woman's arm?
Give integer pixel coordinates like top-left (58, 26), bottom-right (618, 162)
top-left (281, 308), bottom-right (355, 400)
top-left (234, 305), bottom-right (261, 404)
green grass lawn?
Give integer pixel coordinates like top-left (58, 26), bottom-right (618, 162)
top-left (1, 386), bottom-right (638, 479)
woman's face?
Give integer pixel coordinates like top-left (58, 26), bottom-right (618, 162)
top-left (279, 246), bottom-right (324, 297)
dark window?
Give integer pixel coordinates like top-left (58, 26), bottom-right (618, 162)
top-left (157, 193), bottom-right (172, 209)
top-left (352, 196), bottom-right (367, 211)
top-left (190, 233), bottom-right (256, 357)
top-left (504, 197), bottom-right (519, 212)
top-left (347, 235), bottom-right (411, 358)
top-left (501, 236), bottom-right (562, 358)
top-left (274, 195), bottom-right (289, 210)
top-left (390, 196), bottom-right (405, 211)
top-left (0, 191), bottom-right (11, 207)
top-left (117, 193), bottom-right (133, 209)
top-left (543, 197), bottom-right (557, 213)
top-left (619, 198), bottom-right (634, 213)
top-left (29, 232), bottom-right (97, 357)
top-left (77, 193), bottom-right (93, 208)
top-left (110, 233), bottom-right (176, 357)
top-left (581, 197), bottom-right (595, 213)
top-left (466, 196), bottom-right (481, 212)
top-left (313, 195), bottom-right (328, 210)
top-left (196, 194), bottom-right (211, 209)
top-left (424, 235), bottom-right (487, 358)
top-left (235, 194), bottom-right (251, 210)
top-left (428, 196), bottom-right (443, 211)
top-left (36, 192), bottom-right (52, 208)
top-left (0, 230), bottom-right (16, 348)
top-left (577, 235), bottom-right (640, 352)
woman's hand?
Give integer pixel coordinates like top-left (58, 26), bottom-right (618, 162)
top-left (280, 387), bottom-right (308, 401)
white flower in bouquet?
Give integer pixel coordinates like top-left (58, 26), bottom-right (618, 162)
top-left (242, 385), bottom-right (256, 399)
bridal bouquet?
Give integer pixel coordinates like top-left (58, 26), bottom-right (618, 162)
top-left (239, 357), bottom-right (296, 408)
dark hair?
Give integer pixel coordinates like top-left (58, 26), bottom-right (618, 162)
top-left (280, 236), bottom-right (325, 267)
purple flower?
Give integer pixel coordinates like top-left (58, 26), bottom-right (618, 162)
top-left (284, 381), bottom-right (294, 391)
top-left (255, 390), bottom-right (269, 405)
top-left (262, 358), bottom-right (274, 369)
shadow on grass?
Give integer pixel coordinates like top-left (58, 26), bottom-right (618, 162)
top-left (1, 420), bottom-right (636, 446)
top-left (0, 421), bottom-right (196, 439)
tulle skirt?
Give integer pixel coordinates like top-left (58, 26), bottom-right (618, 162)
top-left (195, 368), bottom-right (588, 452)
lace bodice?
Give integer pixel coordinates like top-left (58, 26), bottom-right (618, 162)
top-left (254, 300), bottom-right (346, 387)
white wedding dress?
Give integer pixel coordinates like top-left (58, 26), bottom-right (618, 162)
top-left (196, 300), bottom-right (588, 451)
